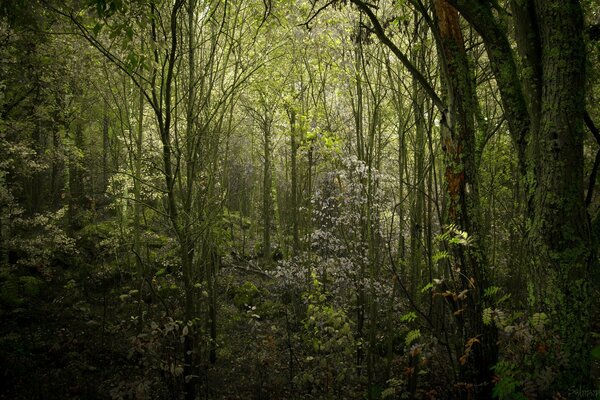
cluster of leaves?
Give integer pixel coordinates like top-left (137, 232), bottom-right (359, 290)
top-left (295, 271), bottom-right (356, 398)
top-left (483, 288), bottom-right (573, 398)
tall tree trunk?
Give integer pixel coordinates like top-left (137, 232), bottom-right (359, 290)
top-left (182, 0), bottom-right (199, 396)
top-left (262, 114), bottom-right (272, 262)
top-left (531, 0), bottom-right (591, 386)
top-left (433, 0), bottom-right (497, 396)
top-left (149, 1), bottom-right (194, 398)
top-left (289, 109), bottom-right (300, 256)
top-left (352, 34), bottom-right (366, 375)
top-left (68, 121), bottom-right (85, 226)
top-left (102, 99), bottom-right (110, 192)
top-left (410, 13), bottom-right (426, 301)
top-left (133, 63), bottom-right (145, 330)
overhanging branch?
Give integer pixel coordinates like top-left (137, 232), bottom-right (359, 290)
top-left (349, 0), bottom-right (446, 114)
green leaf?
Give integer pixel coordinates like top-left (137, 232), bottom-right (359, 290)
top-left (381, 387), bottom-right (395, 399)
top-left (484, 286), bottom-right (500, 298)
top-left (400, 311), bottom-right (417, 323)
top-left (432, 250), bottom-right (449, 264)
top-left (405, 329), bottom-right (420, 347)
top-left (530, 312), bottom-right (548, 330)
top-left (497, 293), bottom-right (511, 304)
top-left (483, 307), bottom-right (492, 326)
top-left (421, 282), bottom-right (434, 293)
top-left (125, 26), bottom-right (134, 41)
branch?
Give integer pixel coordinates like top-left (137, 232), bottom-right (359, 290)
top-left (584, 110), bottom-right (600, 207)
top-left (387, 202), bottom-right (437, 332)
top-left (586, 150), bottom-right (600, 208)
top-left (1, 86), bottom-right (35, 118)
top-left (45, 2), bottom-right (160, 118)
top-left (349, 0), bottom-right (446, 113)
top-left (584, 110), bottom-right (600, 146)
top-left (299, 0), bottom-right (336, 29)
top-left (446, 0), bottom-right (530, 174)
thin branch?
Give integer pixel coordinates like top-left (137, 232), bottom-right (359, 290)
top-left (1, 86), bottom-right (35, 117)
top-left (45, 3), bottom-right (160, 118)
top-left (350, 0), bottom-right (446, 113)
top-left (387, 203), bottom-right (437, 331)
top-left (298, 0), bottom-right (336, 29)
top-left (584, 110), bottom-right (600, 207)
top-left (584, 110), bottom-right (600, 146)
top-left (586, 149), bottom-right (600, 208)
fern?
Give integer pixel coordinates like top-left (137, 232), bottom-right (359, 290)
top-left (497, 293), bottom-right (512, 305)
top-left (432, 250), bottom-right (449, 264)
top-left (484, 286), bottom-right (501, 298)
top-left (483, 307), bottom-right (493, 326)
top-left (405, 329), bottom-right (421, 347)
top-left (492, 361), bottom-right (527, 400)
top-left (400, 311), bottom-right (417, 323)
top-left (530, 312), bottom-right (548, 330)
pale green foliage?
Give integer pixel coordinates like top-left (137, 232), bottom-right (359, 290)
top-left (437, 224), bottom-right (472, 246)
top-left (233, 281), bottom-right (261, 309)
top-left (420, 281), bottom-right (434, 293)
top-left (483, 307), bottom-right (493, 326)
top-left (400, 311), bottom-right (417, 323)
top-left (432, 250), bottom-right (449, 264)
top-left (404, 329), bottom-right (421, 347)
top-left (296, 271), bottom-right (355, 396)
top-left (482, 286), bottom-right (512, 327)
top-left (484, 286), bottom-right (501, 298)
top-left (381, 378), bottom-right (409, 399)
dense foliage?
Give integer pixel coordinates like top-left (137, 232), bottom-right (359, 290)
top-left (1, 0), bottom-right (599, 399)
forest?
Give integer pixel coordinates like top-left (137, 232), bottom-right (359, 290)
top-left (1, 0), bottom-right (599, 398)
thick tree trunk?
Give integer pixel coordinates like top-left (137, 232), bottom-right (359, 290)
top-left (531, 0), bottom-right (592, 387)
top-left (448, 0), bottom-right (593, 390)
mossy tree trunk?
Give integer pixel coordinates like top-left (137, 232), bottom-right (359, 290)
top-left (530, 0), bottom-right (591, 387)
top-left (450, 0), bottom-right (593, 387)
top-left (433, 0), bottom-right (497, 395)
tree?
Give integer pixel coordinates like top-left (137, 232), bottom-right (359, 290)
top-left (447, 0), bottom-right (593, 387)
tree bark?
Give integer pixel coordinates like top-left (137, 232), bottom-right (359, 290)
top-left (530, 0), bottom-right (591, 386)
top-left (289, 109), bottom-right (300, 255)
top-left (262, 112), bottom-right (272, 262)
top-left (433, 1), bottom-right (497, 396)
top-left (449, 0), bottom-right (593, 389)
